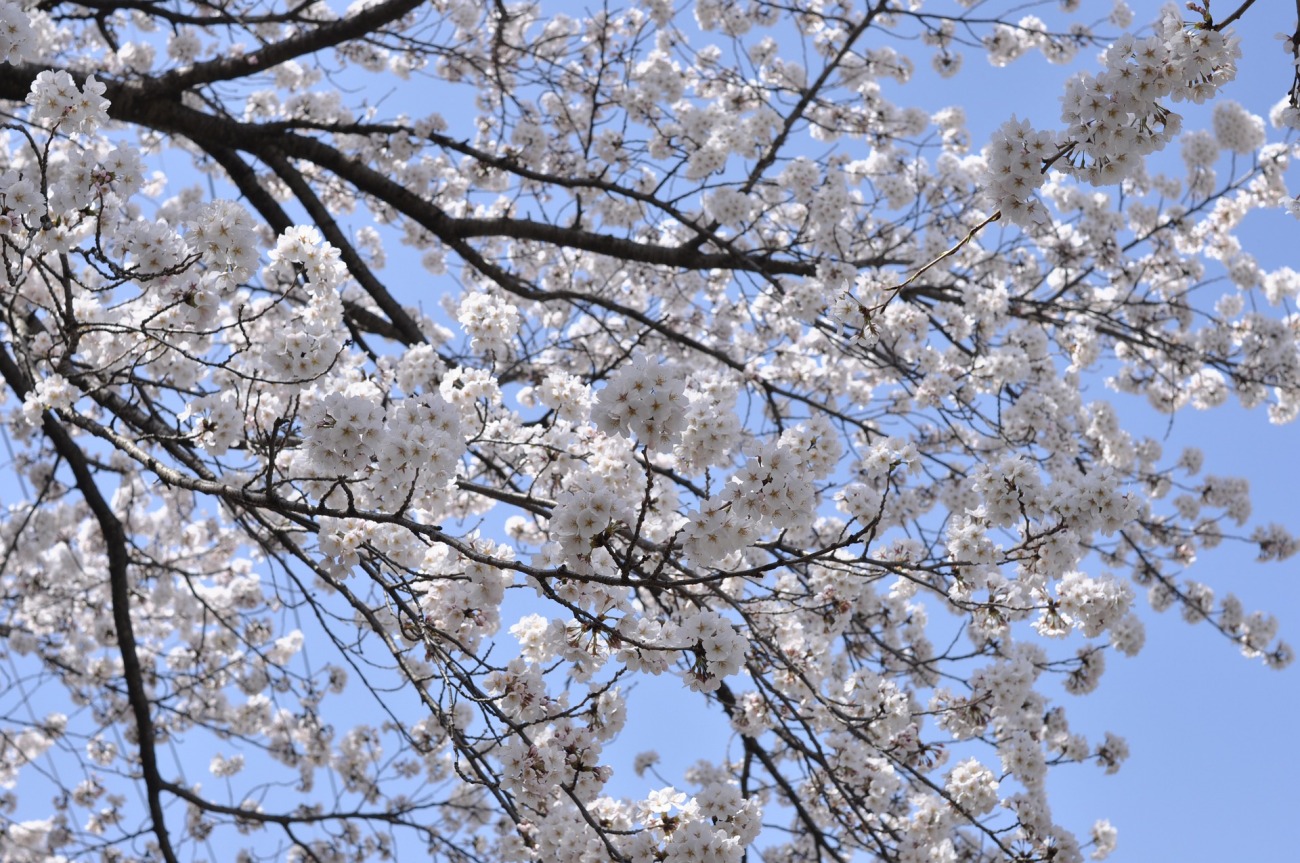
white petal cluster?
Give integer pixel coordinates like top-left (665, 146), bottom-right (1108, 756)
top-left (1212, 99), bottom-right (1266, 154)
top-left (677, 378), bottom-right (743, 473)
top-left (26, 70), bottom-right (108, 136)
top-left (944, 758), bottom-right (1000, 816)
top-left (593, 354), bottom-right (687, 452)
top-left (1050, 571), bottom-right (1133, 639)
top-left (549, 472), bottom-right (633, 554)
top-left (983, 12), bottom-right (1243, 217)
top-left (0, 0), bottom-right (35, 64)
top-left (1091, 819), bottom-right (1119, 860)
top-left (261, 228), bottom-right (346, 381)
top-left (1059, 21), bottom-right (1238, 185)
top-left (457, 290), bottom-right (520, 355)
top-left (984, 116), bottom-right (1056, 226)
top-left (187, 200), bottom-right (261, 287)
top-left (298, 386), bottom-right (463, 511)
top-left (703, 188), bottom-right (756, 227)
top-left (677, 609), bottom-right (747, 692)
top-left (683, 435), bottom-right (819, 568)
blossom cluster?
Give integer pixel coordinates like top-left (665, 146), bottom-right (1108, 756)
top-left (593, 354), bottom-right (687, 452)
top-left (27, 70), bottom-right (108, 137)
top-left (983, 10), bottom-right (1244, 218)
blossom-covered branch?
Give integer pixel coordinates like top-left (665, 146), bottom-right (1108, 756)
top-left (0, 1), bottom-right (1296, 862)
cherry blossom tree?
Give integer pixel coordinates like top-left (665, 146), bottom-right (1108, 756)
top-left (0, 0), bottom-right (1297, 861)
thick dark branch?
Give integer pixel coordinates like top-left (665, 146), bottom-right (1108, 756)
top-left (147, 0), bottom-right (426, 93)
top-left (258, 148), bottom-right (430, 345)
top-left (205, 144), bottom-right (417, 343)
top-left (0, 343), bottom-right (179, 863)
top-left (0, 69), bottom-right (891, 277)
top-left (272, 129), bottom-right (862, 275)
top-left (39, 0), bottom-right (323, 27)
